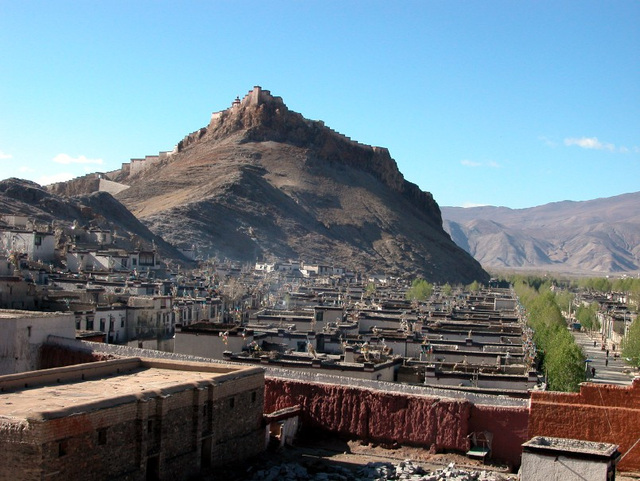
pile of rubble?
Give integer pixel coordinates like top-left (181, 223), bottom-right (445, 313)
top-left (247, 460), bottom-right (517, 481)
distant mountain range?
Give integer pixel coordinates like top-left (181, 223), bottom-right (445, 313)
top-left (442, 192), bottom-right (640, 275)
top-left (34, 86), bottom-right (488, 284)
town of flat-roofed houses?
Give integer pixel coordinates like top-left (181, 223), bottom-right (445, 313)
top-left (1, 210), bottom-right (638, 481)
top-left (0, 86), bottom-right (638, 481)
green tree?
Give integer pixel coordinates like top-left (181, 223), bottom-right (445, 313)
top-left (441, 283), bottom-right (453, 297)
top-left (406, 279), bottom-right (433, 301)
top-left (466, 280), bottom-right (481, 293)
top-left (513, 281), bottom-right (586, 392)
top-left (365, 282), bottom-right (376, 298)
top-left (575, 303), bottom-right (599, 331)
top-left (554, 290), bottom-right (575, 316)
top-left (622, 318), bottom-right (640, 368)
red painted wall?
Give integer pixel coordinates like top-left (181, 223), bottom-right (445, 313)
top-left (265, 378), bottom-right (527, 467)
top-left (528, 378), bottom-right (640, 472)
top-left (39, 344), bottom-right (114, 369)
top-left (469, 404), bottom-right (529, 470)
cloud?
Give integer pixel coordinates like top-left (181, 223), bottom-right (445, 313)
top-left (53, 153), bottom-right (103, 165)
top-left (36, 172), bottom-right (75, 185)
top-left (461, 202), bottom-right (491, 208)
top-left (564, 137), bottom-right (615, 151)
top-left (0, 150), bottom-right (13, 160)
top-left (461, 159), bottom-right (501, 168)
top-left (19, 166), bottom-right (35, 173)
top-left (461, 159), bottom-right (482, 167)
top-left (538, 136), bottom-right (557, 148)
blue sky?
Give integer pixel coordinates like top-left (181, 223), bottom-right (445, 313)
top-left (1, 1), bottom-right (638, 209)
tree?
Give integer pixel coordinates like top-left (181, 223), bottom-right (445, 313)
top-left (623, 318), bottom-right (640, 368)
top-left (513, 281), bottom-right (586, 392)
top-left (554, 290), bottom-right (575, 316)
top-left (365, 282), bottom-right (376, 298)
top-left (575, 303), bottom-right (599, 331)
top-left (441, 283), bottom-right (453, 297)
top-left (406, 279), bottom-right (433, 301)
top-left (466, 280), bottom-right (481, 293)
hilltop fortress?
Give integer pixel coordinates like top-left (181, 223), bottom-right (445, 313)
top-left (48, 86), bottom-right (384, 197)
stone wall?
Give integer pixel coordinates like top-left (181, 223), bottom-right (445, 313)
top-left (528, 378), bottom-right (640, 472)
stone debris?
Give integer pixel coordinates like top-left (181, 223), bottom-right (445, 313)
top-left (246, 460), bottom-right (517, 481)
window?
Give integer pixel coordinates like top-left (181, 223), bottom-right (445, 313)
top-left (58, 439), bottom-right (68, 457)
top-left (97, 428), bottom-right (107, 445)
top-left (120, 317), bottom-right (125, 328)
top-left (251, 391), bottom-right (257, 403)
top-left (86, 318), bottom-right (94, 330)
top-left (139, 252), bottom-right (154, 266)
top-left (34, 235), bottom-right (42, 246)
top-left (99, 319), bottom-right (105, 331)
top-left (229, 397), bottom-right (235, 409)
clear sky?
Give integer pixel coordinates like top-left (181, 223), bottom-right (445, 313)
top-left (1, 1), bottom-right (638, 209)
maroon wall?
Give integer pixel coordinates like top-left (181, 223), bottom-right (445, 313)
top-left (469, 404), bottom-right (529, 470)
top-left (39, 344), bottom-right (114, 369)
top-left (529, 378), bottom-right (640, 472)
top-left (265, 378), bottom-right (527, 467)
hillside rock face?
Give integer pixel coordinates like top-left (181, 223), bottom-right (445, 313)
top-left (0, 178), bottom-right (184, 261)
top-left (442, 192), bottom-right (640, 275)
top-left (53, 87), bottom-right (488, 283)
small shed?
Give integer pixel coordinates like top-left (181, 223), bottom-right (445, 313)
top-left (520, 436), bottom-right (620, 481)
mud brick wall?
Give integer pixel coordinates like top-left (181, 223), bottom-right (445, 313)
top-left (265, 378), bottom-right (529, 467)
top-left (265, 378), bottom-right (470, 452)
top-left (469, 404), bottom-right (529, 469)
top-left (529, 378), bottom-right (640, 472)
top-left (39, 343), bottom-right (114, 369)
top-left (0, 369), bottom-right (265, 481)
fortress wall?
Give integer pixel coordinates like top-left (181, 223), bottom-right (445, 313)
top-left (128, 152), bottom-right (173, 175)
top-left (98, 178), bottom-right (129, 195)
top-left (528, 378), bottom-right (640, 471)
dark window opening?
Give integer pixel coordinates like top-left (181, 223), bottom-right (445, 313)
top-left (98, 428), bottom-right (107, 445)
top-left (58, 440), bottom-right (68, 457)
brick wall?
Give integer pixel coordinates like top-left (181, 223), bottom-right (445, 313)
top-left (529, 378), bottom-right (640, 472)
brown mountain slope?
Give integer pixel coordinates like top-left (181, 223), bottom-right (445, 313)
top-left (0, 178), bottom-right (185, 261)
top-left (55, 87), bottom-right (488, 283)
top-left (442, 192), bottom-right (640, 275)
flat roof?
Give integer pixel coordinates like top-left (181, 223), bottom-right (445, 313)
top-left (0, 309), bottom-right (69, 319)
top-left (0, 358), bottom-right (262, 422)
top-left (523, 436), bottom-right (619, 458)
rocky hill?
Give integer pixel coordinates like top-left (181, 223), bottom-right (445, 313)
top-left (442, 192), bottom-right (640, 275)
top-left (0, 178), bottom-right (185, 261)
top-left (49, 86), bottom-right (487, 284)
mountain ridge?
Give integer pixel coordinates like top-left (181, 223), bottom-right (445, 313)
top-left (442, 192), bottom-right (640, 274)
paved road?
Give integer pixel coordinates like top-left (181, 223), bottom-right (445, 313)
top-left (572, 331), bottom-right (637, 386)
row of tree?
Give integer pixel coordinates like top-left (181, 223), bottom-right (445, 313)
top-left (513, 280), bottom-right (586, 392)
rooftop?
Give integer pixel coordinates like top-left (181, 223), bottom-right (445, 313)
top-left (523, 436), bottom-right (619, 458)
top-left (0, 357), bottom-right (262, 422)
